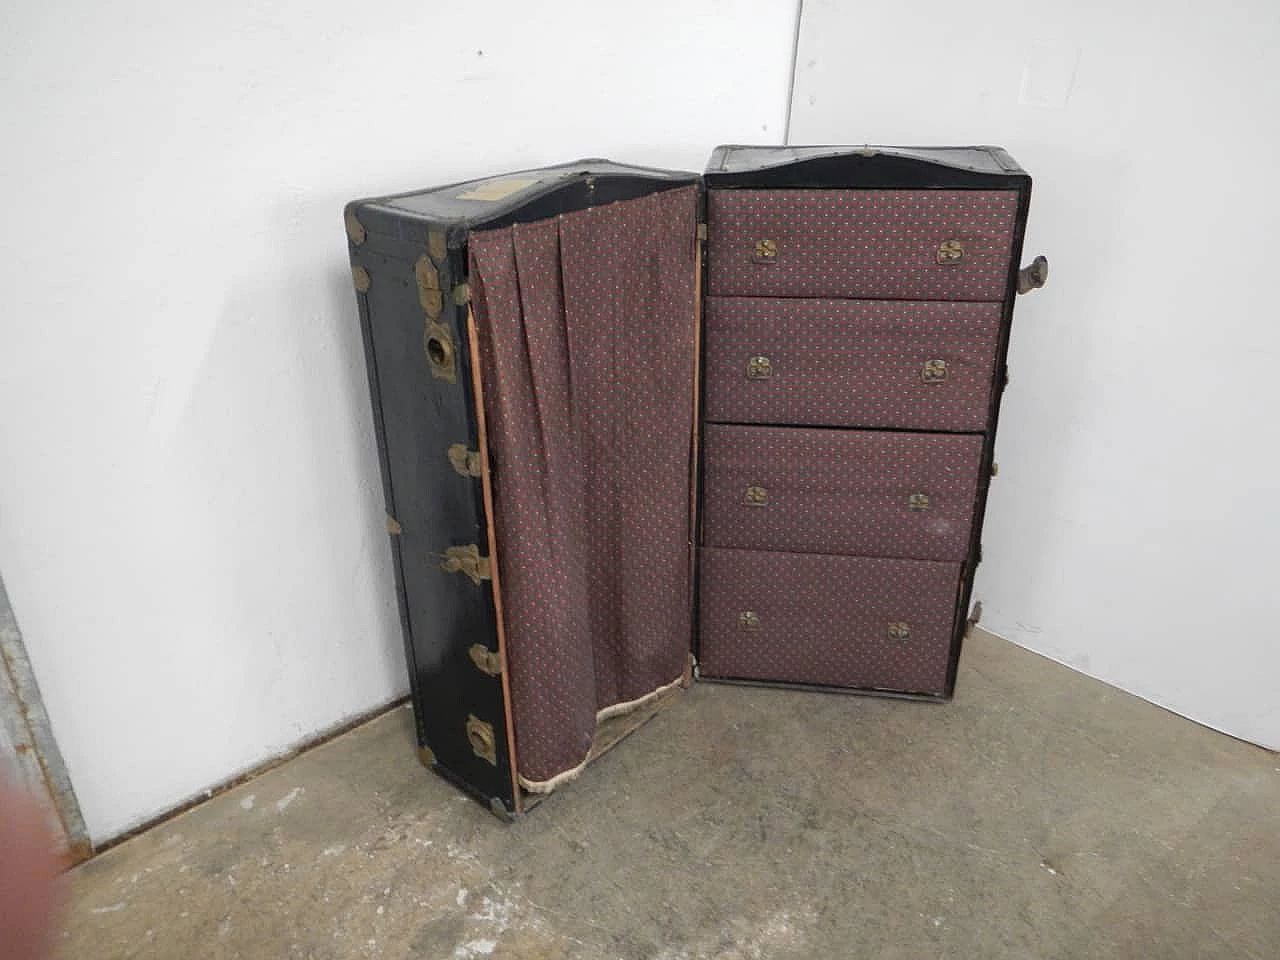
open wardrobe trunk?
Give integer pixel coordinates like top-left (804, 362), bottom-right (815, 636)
top-left (344, 147), bottom-right (1047, 818)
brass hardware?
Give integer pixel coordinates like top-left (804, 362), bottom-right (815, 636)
top-left (1017, 255), bottom-right (1049, 294)
top-left (415, 256), bottom-right (443, 318)
top-left (746, 356), bottom-right (774, 380)
top-left (921, 359), bottom-right (948, 383)
top-left (427, 229), bottom-right (448, 264)
top-left (887, 622), bottom-right (911, 642)
top-left (351, 265), bottom-right (371, 293)
top-left (425, 320), bottom-right (457, 383)
top-left (936, 239), bottom-right (965, 264)
top-left (453, 283), bottom-right (471, 306)
top-left (739, 611), bottom-right (761, 629)
top-left (417, 746), bottom-right (436, 767)
top-left (448, 443), bottom-right (483, 478)
top-left (441, 545), bottom-right (491, 585)
top-left (696, 223), bottom-right (708, 241)
top-left (466, 715), bottom-right (498, 766)
top-left (468, 643), bottom-right (503, 677)
top-left (907, 493), bottom-right (930, 511)
top-left (344, 209), bottom-right (366, 245)
top-left (752, 239), bottom-right (778, 263)
top-left (744, 485), bottom-right (768, 506)
top-left (385, 514), bottom-right (402, 535)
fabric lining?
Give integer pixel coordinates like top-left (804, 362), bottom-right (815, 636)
top-left (469, 186), bottom-right (699, 786)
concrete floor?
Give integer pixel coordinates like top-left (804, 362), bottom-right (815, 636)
top-left (63, 630), bottom-right (1279, 959)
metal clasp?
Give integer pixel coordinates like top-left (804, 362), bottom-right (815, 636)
top-left (887, 622), bottom-right (911, 642)
top-left (740, 611), bottom-right (761, 629)
top-left (907, 493), bottom-right (930, 511)
top-left (744, 485), bottom-right (768, 506)
top-left (746, 356), bottom-right (774, 380)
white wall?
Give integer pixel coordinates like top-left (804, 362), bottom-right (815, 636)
top-left (792, 1), bottom-right (1280, 748)
top-left (0, 0), bottom-right (800, 842)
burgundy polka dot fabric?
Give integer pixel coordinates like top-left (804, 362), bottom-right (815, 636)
top-left (469, 186), bottom-right (698, 785)
top-left (707, 189), bottom-right (1019, 300)
top-left (701, 425), bottom-right (984, 561)
top-left (697, 547), bottom-right (961, 695)
top-left (704, 296), bottom-right (1002, 431)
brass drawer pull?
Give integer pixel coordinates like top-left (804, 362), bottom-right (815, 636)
top-left (740, 611), bottom-right (761, 629)
top-left (744, 485), bottom-right (768, 506)
top-left (753, 239), bottom-right (778, 263)
top-left (887, 622), bottom-right (911, 642)
top-left (921, 359), bottom-right (948, 383)
top-left (907, 493), bottom-right (930, 511)
top-left (936, 239), bottom-right (965, 264)
top-left (746, 356), bottom-right (774, 379)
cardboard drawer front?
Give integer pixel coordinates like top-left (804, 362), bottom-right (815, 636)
top-left (707, 188), bottom-right (1019, 301)
top-left (701, 424), bottom-right (983, 561)
top-left (697, 547), bottom-right (961, 696)
top-left (704, 296), bottom-right (1002, 432)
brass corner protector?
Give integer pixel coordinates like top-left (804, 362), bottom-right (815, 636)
top-left (385, 514), bottom-right (403, 536)
top-left (344, 209), bottom-right (367, 246)
top-left (417, 745), bottom-right (436, 767)
top-left (466, 715), bottom-right (498, 766)
top-left (351, 264), bottom-right (371, 293)
top-left (448, 443), bottom-right (483, 478)
top-left (441, 544), bottom-right (491, 585)
top-left (468, 643), bottom-right (503, 677)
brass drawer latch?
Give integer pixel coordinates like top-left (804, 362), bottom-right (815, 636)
top-left (936, 239), bottom-right (965, 264)
top-left (739, 611), bottom-right (761, 629)
top-left (466, 715), bottom-right (498, 765)
top-left (753, 239), bottom-right (778, 263)
top-left (921, 359), bottom-right (948, 383)
top-left (441, 545), bottom-right (492, 585)
top-left (744, 485), bottom-right (768, 506)
top-left (907, 493), bottom-right (930, 511)
top-left (746, 356), bottom-right (774, 379)
top-left (887, 622), bottom-right (911, 642)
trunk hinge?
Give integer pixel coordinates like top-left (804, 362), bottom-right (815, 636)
top-left (440, 544), bottom-right (492, 585)
top-left (447, 443), bottom-right (483, 478)
top-left (469, 643), bottom-right (503, 677)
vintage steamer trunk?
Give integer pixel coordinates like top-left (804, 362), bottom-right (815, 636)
top-left (344, 146), bottom-right (1046, 818)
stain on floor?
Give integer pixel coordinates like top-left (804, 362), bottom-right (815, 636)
top-left (62, 630), bottom-right (1280, 959)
